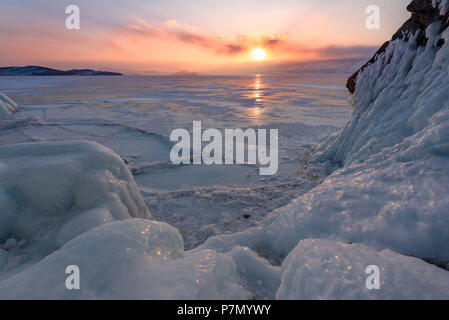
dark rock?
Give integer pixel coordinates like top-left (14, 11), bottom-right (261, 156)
top-left (422, 258), bottom-right (449, 271)
top-left (346, 41), bottom-right (390, 93)
top-left (392, 0), bottom-right (445, 46)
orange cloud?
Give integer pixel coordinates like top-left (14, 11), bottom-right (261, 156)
top-left (122, 19), bottom-right (375, 62)
top-left (0, 14), bottom-right (376, 73)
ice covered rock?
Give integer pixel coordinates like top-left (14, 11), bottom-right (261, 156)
top-left (0, 141), bottom-right (150, 261)
top-left (0, 94), bottom-right (18, 116)
top-left (0, 220), bottom-right (246, 300)
top-left (347, 0), bottom-right (449, 93)
top-left (433, 0), bottom-right (449, 15)
top-left (201, 0), bottom-right (449, 262)
top-left (276, 239), bottom-right (449, 300)
top-left (279, 1), bottom-right (449, 259)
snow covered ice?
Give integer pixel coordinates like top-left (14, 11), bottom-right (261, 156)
top-left (0, 75), bottom-right (350, 249)
top-left (0, 94), bottom-right (18, 116)
top-left (0, 0), bottom-right (449, 299)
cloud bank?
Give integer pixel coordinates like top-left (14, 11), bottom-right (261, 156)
top-left (124, 19), bottom-right (376, 60)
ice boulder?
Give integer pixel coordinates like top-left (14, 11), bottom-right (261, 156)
top-left (0, 219), bottom-right (247, 300)
top-left (0, 94), bottom-right (18, 116)
top-left (0, 141), bottom-right (151, 258)
top-left (277, 239), bottom-right (449, 300)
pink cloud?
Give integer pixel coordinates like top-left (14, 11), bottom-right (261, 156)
top-left (123, 19), bottom-right (375, 60)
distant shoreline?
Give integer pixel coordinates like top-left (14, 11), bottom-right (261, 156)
top-left (0, 66), bottom-right (122, 76)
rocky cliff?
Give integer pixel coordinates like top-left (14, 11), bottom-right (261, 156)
top-left (347, 0), bottom-right (449, 93)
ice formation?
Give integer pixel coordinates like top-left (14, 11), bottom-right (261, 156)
top-left (276, 239), bottom-right (449, 300)
top-left (0, 141), bottom-right (150, 273)
top-left (0, 94), bottom-right (18, 116)
top-left (0, 142), bottom-right (245, 299)
top-left (0, 220), bottom-right (245, 299)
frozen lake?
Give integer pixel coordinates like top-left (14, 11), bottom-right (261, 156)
top-left (0, 74), bottom-right (352, 248)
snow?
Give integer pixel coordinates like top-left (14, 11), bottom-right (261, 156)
top-left (0, 94), bottom-right (18, 116)
top-left (277, 239), bottom-right (449, 300)
top-left (0, 219), bottom-right (246, 299)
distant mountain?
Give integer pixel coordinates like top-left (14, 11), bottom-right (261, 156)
top-left (0, 66), bottom-right (122, 76)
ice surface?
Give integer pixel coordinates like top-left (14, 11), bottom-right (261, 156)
top-left (0, 73), bottom-right (354, 298)
top-left (0, 74), bottom-right (351, 249)
top-left (0, 94), bottom-right (18, 116)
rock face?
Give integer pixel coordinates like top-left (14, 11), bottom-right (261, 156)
top-left (347, 0), bottom-right (449, 93)
top-left (0, 66), bottom-right (122, 76)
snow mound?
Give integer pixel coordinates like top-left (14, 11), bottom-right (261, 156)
top-left (0, 219), bottom-right (246, 299)
top-left (0, 94), bottom-right (18, 116)
top-left (0, 141), bottom-right (150, 270)
top-left (277, 239), bottom-right (449, 300)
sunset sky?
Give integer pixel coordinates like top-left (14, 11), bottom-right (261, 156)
top-left (0, 0), bottom-right (411, 73)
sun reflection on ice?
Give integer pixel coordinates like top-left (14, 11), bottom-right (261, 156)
top-left (248, 75), bottom-right (265, 124)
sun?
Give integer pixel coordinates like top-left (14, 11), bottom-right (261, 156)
top-left (251, 48), bottom-right (266, 61)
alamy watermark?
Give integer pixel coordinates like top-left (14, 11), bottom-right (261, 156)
top-left (65, 265), bottom-right (80, 290)
top-left (66, 5), bottom-right (80, 30)
top-left (366, 5), bottom-right (380, 30)
top-left (170, 121), bottom-right (278, 176)
top-left (365, 265), bottom-right (381, 290)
